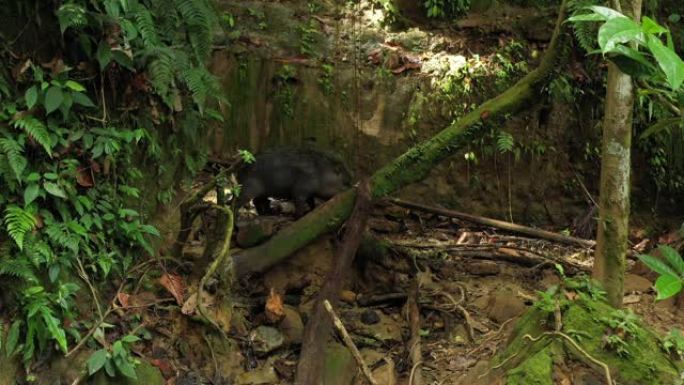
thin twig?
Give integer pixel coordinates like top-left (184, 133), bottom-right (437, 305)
top-left (323, 300), bottom-right (378, 385)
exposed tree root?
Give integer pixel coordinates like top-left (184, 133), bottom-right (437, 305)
top-left (294, 180), bottom-right (372, 385)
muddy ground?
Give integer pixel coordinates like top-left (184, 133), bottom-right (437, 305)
top-left (110, 187), bottom-right (684, 385)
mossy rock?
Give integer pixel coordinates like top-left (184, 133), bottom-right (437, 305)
top-left (494, 280), bottom-right (683, 385)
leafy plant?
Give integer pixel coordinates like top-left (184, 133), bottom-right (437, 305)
top-left (662, 328), bottom-right (684, 360)
top-left (87, 335), bottom-right (141, 379)
top-left (638, 245), bottom-right (684, 300)
top-left (424, 0), bottom-right (470, 18)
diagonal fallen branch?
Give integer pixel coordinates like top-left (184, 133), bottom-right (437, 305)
top-left (232, 0), bottom-right (570, 277)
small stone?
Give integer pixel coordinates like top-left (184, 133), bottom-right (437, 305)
top-left (280, 306), bottom-right (304, 345)
top-left (465, 261), bottom-right (500, 276)
top-left (249, 326), bottom-right (284, 355)
top-left (624, 274), bottom-right (652, 293)
top-left (487, 288), bottom-right (527, 324)
top-left (360, 309), bottom-right (380, 325)
top-left (339, 290), bottom-right (357, 304)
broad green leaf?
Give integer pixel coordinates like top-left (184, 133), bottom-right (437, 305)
top-left (655, 274), bottom-right (683, 300)
top-left (64, 80), bottom-right (86, 92)
top-left (43, 182), bottom-right (67, 199)
top-left (112, 50), bottom-right (135, 71)
top-left (24, 183), bottom-right (40, 205)
top-left (44, 86), bottom-right (64, 114)
top-left (104, 360), bottom-right (116, 377)
top-left (642, 16), bottom-right (668, 35)
top-left (647, 34), bottom-right (684, 90)
top-left (26, 172), bottom-right (41, 182)
top-left (598, 17), bottom-right (643, 53)
top-left (658, 245), bottom-right (684, 275)
top-left (5, 320), bottom-right (21, 357)
top-left (638, 254), bottom-right (679, 277)
top-left (25, 86), bottom-right (38, 109)
top-left (72, 92), bottom-right (96, 108)
top-left (121, 335), bottom-right (140, 343)
top-left (588, 5), bottom-right (627, 20)
top-left (96, 42), bottom-right (113, 72)
top-left (639, 117), bottom-right (683, 139)
top-left (114, 356), bottom-right (138, 379)
top-left (41, 309), bottom-right (67, 352)
top-left (48, 264), bottom-right (60, 283)
top-left (87, 349), bottom-right (109, 375)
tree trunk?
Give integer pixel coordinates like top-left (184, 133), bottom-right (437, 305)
top-left (593, 0), bottom-right (641, 308)
top-left (232, 0), bottom-right (569, 277)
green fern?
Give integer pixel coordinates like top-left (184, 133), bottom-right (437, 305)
top-left (3, 205), bottom-right (37, 250)
top-left (146, 49), bottom-right (176, 108)
top-left (497, 131), bottom-right (515, 153)
top-left (56, 3), bottom-right (88, 33)
top-left (0, 258), bottom-right (37, 282)
top-left (568, 0), bottom-right (602, 52)
top-left (134, 8), bottom-right (161, 48)
top-left (24, 240), bottom-right (54, 266)
top-left (45, 223), bottom-right (80, 255)
top-left (173, 0), bottom-right (215, 60)
top-left (0, 137), bottom-right (27, 181)
top-left (182, 66), bottom-right (217, 111)
top-left (12, 117), bottom-right (53, 157)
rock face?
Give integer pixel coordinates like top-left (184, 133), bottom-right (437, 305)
top-left (249, 326), bottom-right (285, 355)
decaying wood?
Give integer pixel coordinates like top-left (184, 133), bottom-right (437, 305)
top-left (388, 198), bottom-right (596, 248)
top-left (231, 0), bottom-right (569, 277)
top-left (323, 300), bottom-right (378, 385)
top-left (294, 179), bottom-right (372, 385)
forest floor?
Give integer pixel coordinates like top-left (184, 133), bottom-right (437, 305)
top-left (130, 182), bottom-right (684, 385)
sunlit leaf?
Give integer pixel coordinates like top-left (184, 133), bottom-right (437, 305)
top-left (654, 274), bottom-right (682, 300)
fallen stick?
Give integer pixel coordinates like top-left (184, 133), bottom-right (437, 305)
top-left (388, 198), bottom-right (596, 248)
top-left (407, 278), bottom-right (422, 385)
top-left (323, 300), bottom-right (379, 385)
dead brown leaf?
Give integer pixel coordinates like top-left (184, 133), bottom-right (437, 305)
top-left (265, 288), bottom-right (285, 323)
top-left (117, 292), bottom-right (131, 308)
top-left (159, 273), bottom-right (185, 305)
top-left (76, 167), bottom-right (94, 187)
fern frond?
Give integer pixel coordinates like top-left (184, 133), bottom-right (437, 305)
top-left (134, 8), bottom-right (161, 48)
top-left (568, 0), bottom-right (601, 52)
top-left (12, 117), bottom-right (53, 157)
top-left (45, 223), bottom-right (80, 254)
top-left (182, 66), bottom-right (218, 111)
top-left (56, 3), bottom-right (88, 33)
top-left (147, 49), bottom-right (176, 108)
top-left (0, 137), bottom-right (27, 181)
top-left (173, 0), bottom-right (216, 60)
top-left (0, 258), bottom-right (37, 282)
top-left (24, 239), bottom-right (53, 266)
top-left (3, 205), bottom-right (37, 250)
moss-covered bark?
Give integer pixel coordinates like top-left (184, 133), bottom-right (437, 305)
top-left (232, 0), bottom-right (569, 277)
top-left (593, 0), bottom-right (642, 308)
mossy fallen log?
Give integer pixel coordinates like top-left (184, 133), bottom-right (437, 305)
top-left (232, 0), bottom-right (569, 277)
top-left (492, 278), bottom-right (683, 385)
